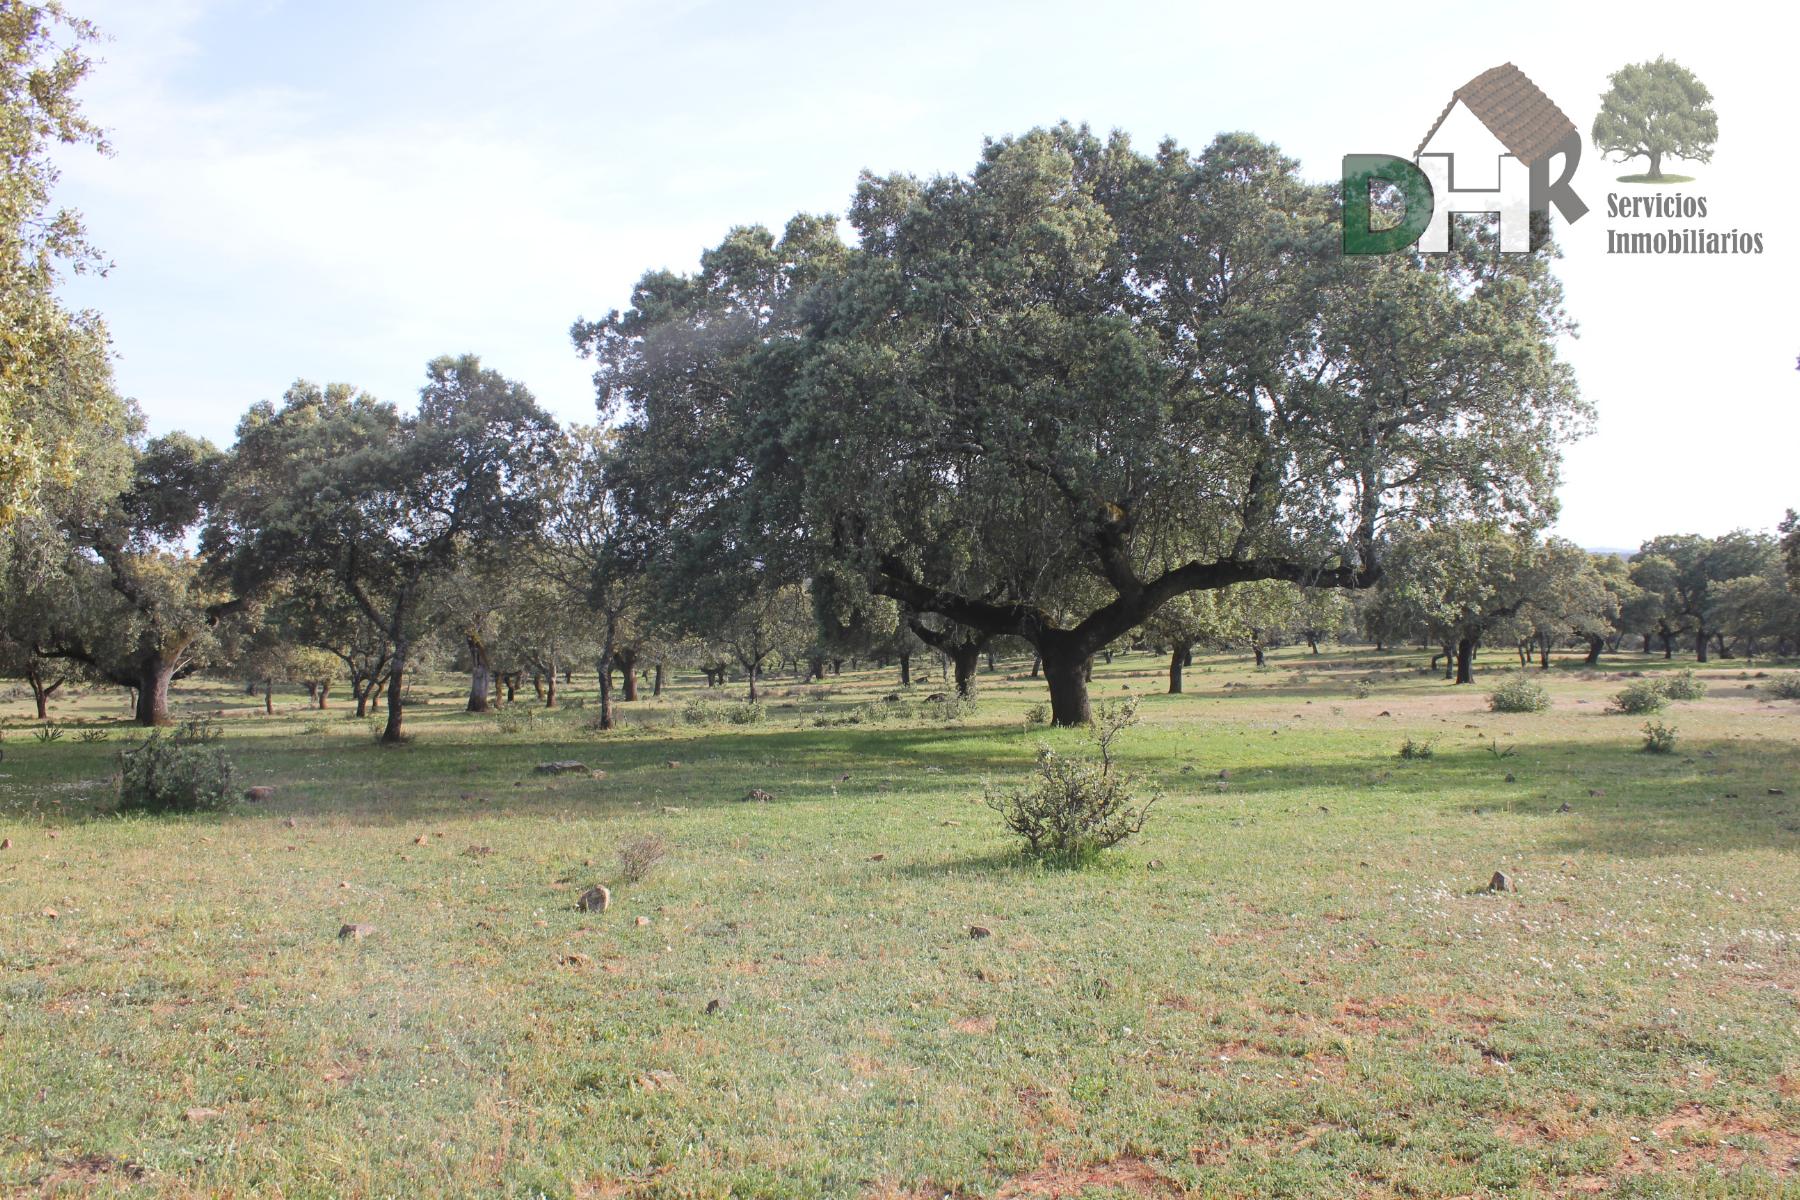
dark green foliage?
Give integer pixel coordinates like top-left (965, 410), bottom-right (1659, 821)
top-left (1610, 680), bottom-right (1668, 715)
top-left (987, 699), bottom-right (1155, 864)
top-left (117, 719), bottom-right (235, 813)
top-left (1487, 674), bottom-right (1551, 714)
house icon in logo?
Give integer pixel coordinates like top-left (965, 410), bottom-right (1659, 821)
top-left (1413, 63), bottom-right (1582, 252)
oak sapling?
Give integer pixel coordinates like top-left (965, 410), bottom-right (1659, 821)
top-left (986, 698), bottom-right (1157, 866)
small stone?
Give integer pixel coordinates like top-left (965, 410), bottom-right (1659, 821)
top-left (968, 925), bottom-right (992, 940)
top-left (413, 835), bottom-right (428, 845)
top-left (338, 922), bottom-right (374, 940)
top-left (665, 760), bottom-right (681, 769)
top-left (244, 785), bottom-right (276, 803)
top-left (1769, 788), bottom-right (1786, 796)
top-left (338, 881), bottom-right (349, 889)
top-left (743, 788), bottom-right (775, 803)
top-left (925, 692), bottom-right (947, 702)
top-left (635, 915), bottom-right (650, 927)
top-left (577, 885), bottom-right (612, 913)
top-left (42, 907), bottom-right (57, 920)
top-left (284, 818), bottom-right (296, 829)
top-left (704, 998), bottom-right (725, 1015)
top-left (1147, 859), bottom-right (1164, 871)
top-left (1488, 871), bottom-right (1514, 893)
top-left (534, 761), bottom-right (588, 775)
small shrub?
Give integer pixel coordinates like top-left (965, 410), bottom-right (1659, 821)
top-left (32, 723), bottom-right (64, 743)
top-left (1609, 679), bottom-right (1667, 715)
top-left (75, 728), bottom-right (110, 744)
top-left (986, 698), bottom-right (1157, 865)
top-left (1353, 680), bottom-right (1374, 700)
top-left (1023, 702), bottom-right (1049, 729)
top-left (1766, 675), bottom-right (1800, 700)
top-left (1397, 737), bottom-right (1434, 760)
top-left (722, 700), bottom-right (765, 725)
top-left (1487, 673), bottom-right (1551, 714)
top-left (1660, 670), bottom-right (1707, 701)
top-left (492, 706), bottom-right (537, 735)
top-left (118, 720), bottom-right (235, 813)
top-left (928, 693), bottom-right (976, 723)
top-left (1641, 720), bottom-right (1679, 754)
top-left (616, 833), bottom-right (669, 884)
top-left (680, 696), bottom-right (717, 726)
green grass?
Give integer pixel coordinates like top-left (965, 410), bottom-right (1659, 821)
top-left (2, 649), bottom-right (1798, 1198)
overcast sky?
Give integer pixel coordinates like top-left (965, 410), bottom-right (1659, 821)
top-left (52, 0), bottom-right (1800, 550)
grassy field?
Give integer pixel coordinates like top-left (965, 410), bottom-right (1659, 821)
top-left (1, 648), bottom-right (1797, 1199)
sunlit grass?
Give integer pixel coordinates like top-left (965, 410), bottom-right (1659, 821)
top-left (2, 648), bottom-right (1796, 1197)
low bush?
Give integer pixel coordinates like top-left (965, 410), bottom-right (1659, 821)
top-left (616, 833), bottom-right (669, 884)
top-left (1023, 702), bottom-right (1049, 729)
top-left (722, 700), bottom-right (765, 725)
top-left (986, 698), bottom-right (1157, 865)
top-left (1487, 673), bottom-right (1551, 714)
top-left (1610, 679), bottom-right (1668, 715)
top-left (1397, 737), bottom-right (1435, 760)
top-left (118, 719), bottom-right (235, 814)
top-left (1641, 720), bottom-right (1679, 754)
top-left (1660, 670), bottom-right (1707, 701)
top-left (680, 696), bottom-right (717, 726)
top-left (1766, 675), bottom-right (1800, 700)
top-left (492, 706), bottom-right (538, 734)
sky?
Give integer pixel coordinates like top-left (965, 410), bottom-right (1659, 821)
top-left (51, 0), bottom-right (1800, 550)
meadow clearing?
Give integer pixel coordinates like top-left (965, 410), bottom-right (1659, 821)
top-left (1, 649), bottom-right (1797, 1199)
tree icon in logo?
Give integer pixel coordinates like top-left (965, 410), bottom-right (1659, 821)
top-left (1592, 57), bottom-right (1718, 184)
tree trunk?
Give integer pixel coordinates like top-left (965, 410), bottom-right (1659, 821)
top-left (1042, 645), bottom-right (1092, 727)
top-left (1585, 634), bottom-right (1604, 666)
top-left (810, 655), bottom-right (825, 681)
top-left (746, 658), bottom-right (759, 702)
top-left (951, 643), bottom-right (981, 699)
top-left (1252, 644), bottom-right (1266, 668)
top-left (899, 653), bottom-right (911, 686)
top-left (317, 681), bottom-right (329, 709)
top-left (1030, 655), bottom-right (1041, 678)
top-left (1538, 634), bottom-right (1551, 670)
top-left (263, 678), bottom-right (273, 714)
top-left (1307, 633), bottom-right (1320, 655)
top-left (26, 667), bottom-right (60, 720)
top-left (136, 660), bottom-right (177, 726)
top-left (595, 651), bottom-right (614, 730)
top-left (621, 659), bottom-right (639, 701)
top-left (653, 662), bottom-right (664, 696)
top-left (1648, 150), bottom-right (1663, 180)
top-left (504, 673), bottom-right (518, 703)
top-left (1641, 633), bottom-right (1651, 654)
top-left (1455, 637), bottom-right (1476, 685)
top-left (382, 640), bottom-right (408, 744)
top-left (1695, 630), bottom-right (1709, 663)
top-left (467, 635), bottom-right (493, 712)
top-left (545, 660), bottom-right (558, 708)
top-left (1168, 643), bottom-right (1190, 694)
top-left (531, 672), bottom-right (544, 701)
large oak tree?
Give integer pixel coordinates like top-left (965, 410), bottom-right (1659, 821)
top-left (579, 126), bottom-right (1585, 723)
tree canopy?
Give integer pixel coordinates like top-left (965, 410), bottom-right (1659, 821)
top-left (579, 125), bottom-right (1587, 723)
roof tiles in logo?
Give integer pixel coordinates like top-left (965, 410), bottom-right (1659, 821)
top-left (1416, 63), bottom-right (1577, 166)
